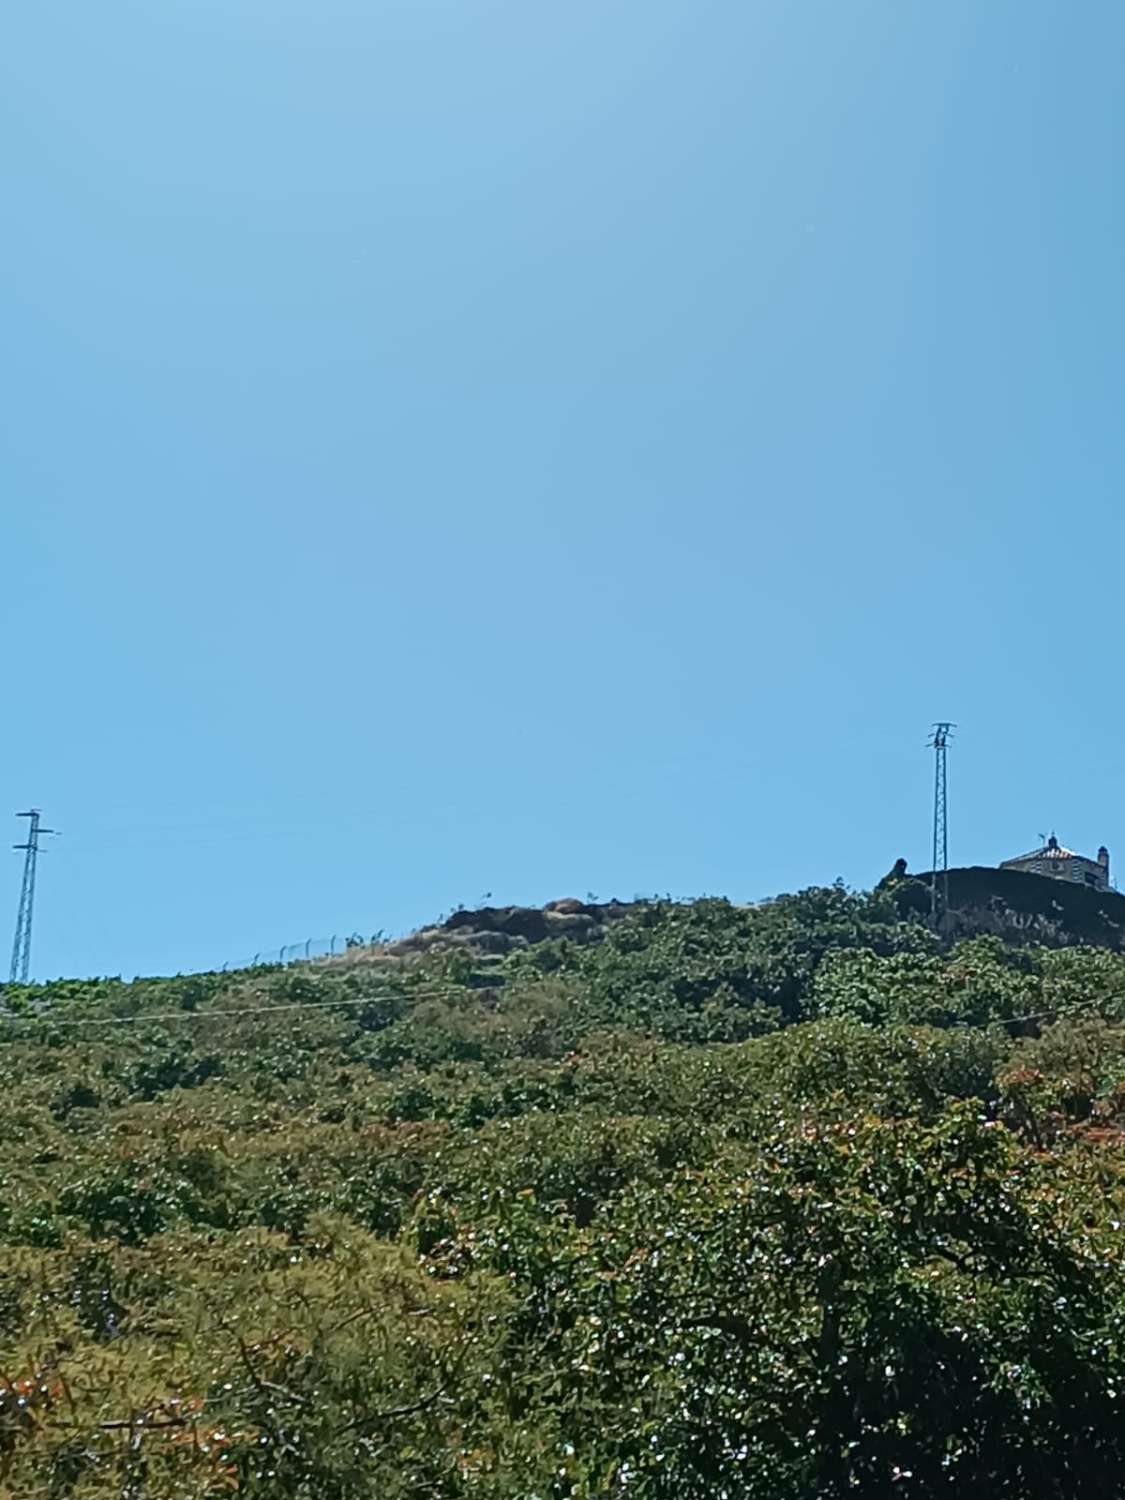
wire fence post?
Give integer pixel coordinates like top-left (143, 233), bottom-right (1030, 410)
top-left (217, 929), bottom-right (381, 973)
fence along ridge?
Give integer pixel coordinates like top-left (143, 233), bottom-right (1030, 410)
top-left (220, 930), bottom-right (383, 972)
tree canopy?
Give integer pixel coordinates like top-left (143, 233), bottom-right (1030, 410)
top-left (3, 887), bottom-right (1125, 1496)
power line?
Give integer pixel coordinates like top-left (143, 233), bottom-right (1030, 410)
top-left (0, 979), bottom-right (481, 1031)
top-left (5, 978), bottom-right (1123, 1039)
top-left (992, 992), bottom-right (1123, 1030)
top-left (9, 810), bottom-right (58, 984)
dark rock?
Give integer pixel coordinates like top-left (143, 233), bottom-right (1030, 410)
top-left (443, 906), bottom-right (550, 943)
top-left (466, 930), bottom-right (521, 955)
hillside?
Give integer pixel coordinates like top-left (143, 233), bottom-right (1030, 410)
top-left (906, 863), bottom-right (1125, 948)
top-left (5, 885), bottom-right (1125, 1496)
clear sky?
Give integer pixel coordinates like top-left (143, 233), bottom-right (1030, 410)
top-left (3, 1), bottom-right (1123, 980)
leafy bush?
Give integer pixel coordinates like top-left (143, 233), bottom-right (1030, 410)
top-left (2, 887), bottom-right (1125, 1495)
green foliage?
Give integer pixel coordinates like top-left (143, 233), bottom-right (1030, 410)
top-left (517, 888), bottom-right (938, 1038)
top-left (450, 1110), bottom-right (1125, 1497)
top-left (812, 935), bottom-right (1044, 1029)
top-left (3, 888), bottom-right (1125, 1495)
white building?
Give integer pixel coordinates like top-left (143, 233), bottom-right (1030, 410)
top-left (1000, 835), bottom-right (1110, 892)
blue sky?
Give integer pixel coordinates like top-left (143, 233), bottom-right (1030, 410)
top-left (2, 0), bottom-right (1123, 979)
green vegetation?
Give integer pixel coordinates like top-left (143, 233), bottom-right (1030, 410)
top-left (5, 885), bottom-right (1125, 1496)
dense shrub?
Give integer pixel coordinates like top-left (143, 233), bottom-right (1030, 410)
top-left (2, 889), bottom-right (1125, 1495)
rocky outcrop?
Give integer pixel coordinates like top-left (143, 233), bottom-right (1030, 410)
top-left (442, 899), bottom-right (639, 948)
top-left (330, 898), bottom-right (648, 966)
top-left (913, 866), bottom-right (1125, 950)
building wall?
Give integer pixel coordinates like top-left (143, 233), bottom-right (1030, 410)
top-left (1000, 855), bottom-right (1109, 892)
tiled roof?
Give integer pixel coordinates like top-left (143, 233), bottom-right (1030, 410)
top-left (1004, 844), bottom-right (1082, 864)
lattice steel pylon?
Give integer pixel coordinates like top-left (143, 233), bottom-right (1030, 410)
top-left (9, 810), bottom-right (57, 984)
top-left (928, 725), bottom-right (954, 921)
